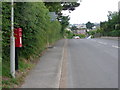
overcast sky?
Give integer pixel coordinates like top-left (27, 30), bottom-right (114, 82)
top-left (62, 0), bottom-right (120, 24)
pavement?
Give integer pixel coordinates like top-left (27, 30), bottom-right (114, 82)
top-left (21, 39), bottom-right (66, 88)
top-left (100, 36), bottom-right (119, 40)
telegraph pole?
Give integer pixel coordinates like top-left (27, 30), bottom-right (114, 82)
top-left (10, 0), bottom-right (15, 78)
top-left (118, 1), bottom-right (120, 11)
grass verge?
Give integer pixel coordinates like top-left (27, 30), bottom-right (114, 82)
top-left (2, 48), bottom-right (48, 88)
top-left (0, 57), bottom-right (1, 74)
top-left (2, 58), bottom-right (34, 88)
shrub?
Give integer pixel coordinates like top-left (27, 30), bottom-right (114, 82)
top-left (2, 2), bottom-right (62, 76)
top-left (78, 34), bottom-right (86, 38)
top-left (108, 30), bottom-right (120, 37)
top-left (65, 30), bottom-right (73, 39)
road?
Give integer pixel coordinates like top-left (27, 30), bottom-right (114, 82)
top-left (21, 38), bottom-right (118, 88)
top-left (66, 38), bottom-right (118, 88)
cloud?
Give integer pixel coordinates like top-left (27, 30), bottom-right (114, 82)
top-left (63, 0), bottom-right (120, 24)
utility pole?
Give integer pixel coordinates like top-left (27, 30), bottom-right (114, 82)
top-left (10, 0), bottom-right (15, 78)
top-left (118, 1), bottom-right (120, 12)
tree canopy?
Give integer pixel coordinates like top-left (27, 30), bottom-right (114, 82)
top-left (44, 1), bottom-right (80, 35)
top-left (100, 11), bottom-right (120, 36)
top-left (45, 2), bottom-right (80, 13)
top-left (86, 21), bottom-right (94, 29)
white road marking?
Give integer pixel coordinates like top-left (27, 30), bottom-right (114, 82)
top-left (112, 45), bottom-right (120, 48)
top-left (90, 39), bottom-right (120, 49)
top-left (98, 42), bottom-right (107, 45)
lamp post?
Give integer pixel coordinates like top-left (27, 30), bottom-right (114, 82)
top-left (10, 0), bottom-right (15, 78)
top-left (118, 1), bottom-right (120, 12)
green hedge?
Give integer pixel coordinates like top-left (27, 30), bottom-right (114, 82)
top-left (2, 2), bottom-right (62, 60)
top-left (103, 30), bottom-right (120, 37)
top-left (2, 2), bottom-right (11, 61)
top-left (2, 2), bottom-right (62, 76)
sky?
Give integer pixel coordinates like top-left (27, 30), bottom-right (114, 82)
top-left (62, 0), bottom-right (120, 24)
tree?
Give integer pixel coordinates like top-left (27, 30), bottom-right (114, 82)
top-left (100, 11), bottom-right (120, 36)
top-left (71, 25), bottom-right (78, 31)
top-left (86, 21), bottom-right (94, 29)
top-left (70, 25), bottom-right (78, 34)
top-left (62, 2), bottom-right (80, 11)
top-left (44, 2), bottom-right (80, 36)
top-left (59, 16), bottom-right (70, 34)
top-left (44, 2), bottom-right (63, 13)
top-left (44, 2), bottom-right (80, 23)
top-left (45, 2), bottom-right (80, 13)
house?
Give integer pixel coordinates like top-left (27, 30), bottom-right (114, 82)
top-left (77, 29), bottom-right (86, 34)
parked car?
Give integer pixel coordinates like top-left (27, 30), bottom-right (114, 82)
top-left (73, 36), bottom-right (80, 39)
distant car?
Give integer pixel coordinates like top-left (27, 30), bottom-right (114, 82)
top-left (73, 36), bottom-right (80, 39)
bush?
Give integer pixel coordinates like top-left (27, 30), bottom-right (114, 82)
top-left (2, 2), bottom-right (11, 61)
top-left (87, 30), bottom-right (97, 36)
top-left (2, 2), bottom-right (62, 76)
top-left (87, 29), bottom-right (104, 38)
top-left (2, 2), bottom-right (62, 60)
top-left (65, 30), bottom-right (74, 39)
top-left (108, 30), bottom-right (120, 37)
top-left (77, 34), bottom-right (86, 38)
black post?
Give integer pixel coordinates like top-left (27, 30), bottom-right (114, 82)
top-left (15, 47), bottom-right (19, 70)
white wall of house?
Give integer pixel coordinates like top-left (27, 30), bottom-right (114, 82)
top-left (77, 30), bottom-right (86, 34)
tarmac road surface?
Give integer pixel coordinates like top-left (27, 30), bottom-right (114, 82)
top-left (21, 39), bottom-right (118, 88)
top-left (66, 38), bottom-right (118, 88)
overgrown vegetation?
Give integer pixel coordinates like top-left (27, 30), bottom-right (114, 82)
top-left (100, 11), bottom-right (120, 37)
top-left (77, 34), bottom-right (86, 38)
top-left (87, 29), bottom-right (102, 38)
top-left (2, 2), bottom-right (80, 88)
top-left (87, 11), bottom-right (120, 37)
top-left (45, 2), bottom-right (80, 35)
top-left (2, 2), bottom-right (62, 88)
top-left (65, 30), bottom-right (86, 39)
top-left (2, 58), bottom-right (34, 88)
top-left (0, 2), bottom-right (1, 88)
top-left (65, 30), bottom-right (74, 39)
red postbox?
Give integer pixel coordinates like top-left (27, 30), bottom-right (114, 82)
top-left (14, 28), bottom-right (22, 47)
